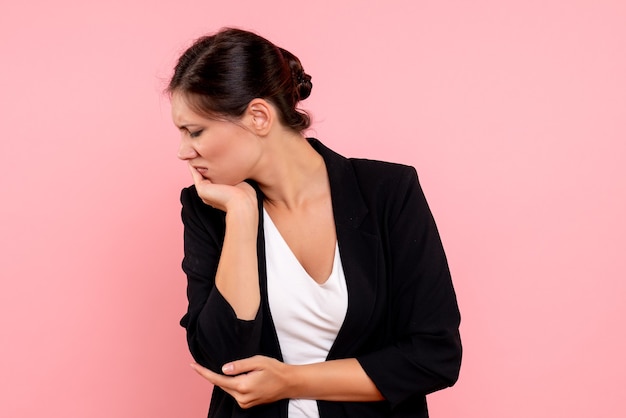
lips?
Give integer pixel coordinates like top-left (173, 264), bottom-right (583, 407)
top-left (193, 166), bottom-right (209, 179)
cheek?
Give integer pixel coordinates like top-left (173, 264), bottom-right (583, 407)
top-left (197, 132), bottom-right (230, 159)
top-left (199, 124), bottom-right (256, 165)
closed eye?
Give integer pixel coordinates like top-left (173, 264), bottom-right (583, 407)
top-left (189, 129), bottom-right (204, 138)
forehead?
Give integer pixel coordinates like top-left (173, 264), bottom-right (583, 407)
top-left (170, 92), bottom-right (201, 126)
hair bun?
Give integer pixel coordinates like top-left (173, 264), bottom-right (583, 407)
top-left (295, 71), bottom-right (313, 100)
top-left (279, 47), bottom-right (313, 101)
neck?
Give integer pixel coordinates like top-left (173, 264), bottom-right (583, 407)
top-left (254, 134), bottom-right (328, 210)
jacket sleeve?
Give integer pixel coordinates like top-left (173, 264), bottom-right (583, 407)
top-left (356, 166), bottom-right (462, 408)
top-left (179, 186), bottom-right (263, 372)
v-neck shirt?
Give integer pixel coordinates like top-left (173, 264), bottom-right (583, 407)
top-left (263, 208), bottom-right (348, 417)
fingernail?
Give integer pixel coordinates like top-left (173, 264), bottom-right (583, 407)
top-left (222, 363), bottom-right (233, 373)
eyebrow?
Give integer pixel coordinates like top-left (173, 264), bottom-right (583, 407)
top-left (176, 123), bottom-right (203, 130)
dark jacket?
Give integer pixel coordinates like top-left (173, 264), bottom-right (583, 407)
top-left (180, 139), bottom-right (462, 417)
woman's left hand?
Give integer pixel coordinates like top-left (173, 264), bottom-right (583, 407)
top-left (190, 356), bottom-right (294, 409)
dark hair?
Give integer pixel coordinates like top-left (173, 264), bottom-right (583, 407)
top-left (168, 28), bottom-right (313, 132)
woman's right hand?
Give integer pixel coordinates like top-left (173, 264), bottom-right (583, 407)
top-left (188, 164), bottom-right (257, 215)
top-left (188, 163), bottom-right (260, 320)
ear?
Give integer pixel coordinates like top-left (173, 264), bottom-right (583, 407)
top-left (244, 98), bottom-right (274, 136)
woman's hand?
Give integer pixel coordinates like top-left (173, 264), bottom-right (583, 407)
top-left (190, 356), bottom-right (293, 409)
top-left (190, 356), bottom-right (384, 408)
top-left (188, 164), bottom-right (257, 214)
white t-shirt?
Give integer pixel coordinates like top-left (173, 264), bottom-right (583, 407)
top-left (264, 209), bottom-right (348, 418)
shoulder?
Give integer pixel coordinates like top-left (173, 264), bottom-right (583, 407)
top-left (311, 138), bottom-right (425, 220)
top-left (347, 158), bottom-right (421, 204)
top-left (310, 137), bottom-right (420, 193)
top-left (349, 158), bottom-right (418, 184)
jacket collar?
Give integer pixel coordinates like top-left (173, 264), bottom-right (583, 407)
top-left (307, 138), bottom-right (369, 230)
top-left (307, 138), bottom-right (380, 359)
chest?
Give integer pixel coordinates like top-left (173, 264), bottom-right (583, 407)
top-left (263, 201), bottom-right (336, 284)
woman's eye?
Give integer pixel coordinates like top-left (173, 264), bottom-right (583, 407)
top-left (189, 130), bottom-right (203, 138)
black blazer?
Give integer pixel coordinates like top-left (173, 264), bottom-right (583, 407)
top-left (180, 139), bottom-right (462, 418)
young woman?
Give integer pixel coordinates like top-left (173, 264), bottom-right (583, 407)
top-left (168, 27), bottom-right (461, 418)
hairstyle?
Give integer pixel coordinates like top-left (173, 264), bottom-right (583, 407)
top-left (168, 28), bottom-right (313, 132)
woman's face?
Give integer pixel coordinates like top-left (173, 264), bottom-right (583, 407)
top-left (171, 92), bottom-right (263, 185)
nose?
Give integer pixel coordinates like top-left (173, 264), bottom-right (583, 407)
top-left (177, 137), bottom-right (198, 161)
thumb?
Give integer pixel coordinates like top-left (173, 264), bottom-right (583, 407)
top-left (222, 356), bottom-right (262, 376)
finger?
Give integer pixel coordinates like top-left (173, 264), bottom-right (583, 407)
top-left (187, 163), bottom-right (206, 186)
top-left (190, 363), bottom-right (229, 386)
top-left (222, 355), bottom-right (264, 376)
top-left (190, 363), bottom-right (250, 397)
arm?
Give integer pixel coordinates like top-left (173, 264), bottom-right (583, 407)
top-left (288, 358), bottom-right (383, 402)
top-left (356, 166), bottom-right (462, 407)
top-left (190, 356), bottom-right (383, 409)
top-left (180, 166), bottom-right (262, 371)
top-left (213, 197), bottom-right (260, 320)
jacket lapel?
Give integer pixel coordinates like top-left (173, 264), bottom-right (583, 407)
top-left (309, 139), bottom-right (381, 359)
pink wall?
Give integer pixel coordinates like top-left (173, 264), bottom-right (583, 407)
top-left (1, 1), bottom-right (625, 417)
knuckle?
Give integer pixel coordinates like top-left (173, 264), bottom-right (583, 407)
top-left (238, 397), bottom-right (254, 409)
top-left (235, 381), bottom-right (250, 394)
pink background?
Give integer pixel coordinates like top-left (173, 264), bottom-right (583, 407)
top-left (1, 1), bottom-right (625, 417)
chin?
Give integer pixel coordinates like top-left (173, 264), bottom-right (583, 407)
top-left (215, 177), bottom-right (248, 186)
